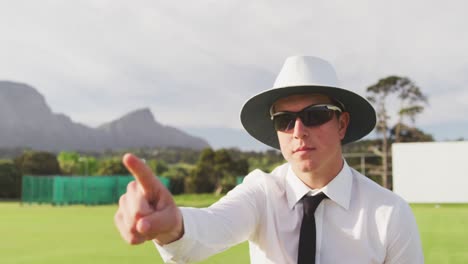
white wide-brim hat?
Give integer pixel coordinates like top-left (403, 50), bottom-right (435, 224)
top-left (240, 55), bottom-right (376, 149)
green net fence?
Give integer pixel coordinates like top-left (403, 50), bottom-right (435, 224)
top-left (21, 175), bottom-right (170, 205)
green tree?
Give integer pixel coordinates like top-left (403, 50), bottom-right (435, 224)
top-left (186, 148), bottom-right (217, 193)
top-left (213, 149), bottom-right (234, 193)
top-left (57, 151), bottom-right (80, 175)
top-left (366, 76), bottom-right (428, 189)
top-left (162, 164), bottom-right (192, 194)
top-left (233, 158), bottom-right (249, 176)
top-left (147, 159), bottom-right (169, 176)
top-left (185, 148), bottom-right (243, 194)
top-left (186, 163), bottom-right (216, 193)
top-left (79, 156), bottom-right (98, 176)
top-left (57, 152), bottom-right (98, 176)
top-left (96, 158), bottom-right (129, 176)
top-left (0, 160), bottom-right (22, 198)
top-left (390, 123), bottom-right (434, 142)
top-left (15, 151), bottom-right (61, 176)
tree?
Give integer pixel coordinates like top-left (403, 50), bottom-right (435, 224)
top-left (162, 164), bottom-right (191, 194)
top-left (147, 159), bottom-right (169, 176)
top-left (232, 158), bottom-right (249, 176)
top-left (213, 149), bottom-right (249, 193)
top-left (185, 148), bottom-right (244, 194)
top-left (57, 151), bottom-right (81, 175)
top-left (0, 160), bottom-right (22, 198)
top-left (213, 149), bottom-right (234, 194)
top-left (186, 164), bottom-right (216, 193)
top-left (57, 152), bottom-right (98, 176)
top-left (186, 148), bottom-right (217, 193)
top-left (78, 156), bottom-right (98, 176)
top-left (390, 123), bottom-right (434, 142)
top-left (15, 151), bottom-right (61, 176)
top-left (366, 76), bottom-right (428, 189)
top-left (96, 158), bottom-right (129, 176)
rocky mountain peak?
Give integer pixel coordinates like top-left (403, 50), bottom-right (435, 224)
top-left (118, 107), bottom-right (156, 124)
top-left (0, 81), bottom-right (210, 151)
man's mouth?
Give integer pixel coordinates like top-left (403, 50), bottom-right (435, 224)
top-left (293, 146), bottom-right (316, 153)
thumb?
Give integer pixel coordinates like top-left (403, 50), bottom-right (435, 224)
top-left (122, 153), bottom-right (162, 201)
top-left (136, 207), bottom-right (183, 243)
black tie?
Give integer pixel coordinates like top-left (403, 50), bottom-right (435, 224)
top-left (298, 192), bottom-right (328, 264)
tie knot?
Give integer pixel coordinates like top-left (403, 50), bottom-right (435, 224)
top-left (302, 192), bottom-right (328, 217)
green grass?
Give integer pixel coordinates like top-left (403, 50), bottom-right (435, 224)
top-left (411, 204), bottom-right (468, 264)
top-left (0, 196), bottom-right (248, 264)
top-left (0, 197), bottom-right (467, 264)
top-left (173, 193), bottom-right (223, 208)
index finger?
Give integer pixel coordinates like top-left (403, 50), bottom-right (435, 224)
top-left (122, 153), bottom-right (162, 200)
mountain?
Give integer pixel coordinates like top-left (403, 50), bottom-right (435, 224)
top-left (181, 127), bottom-right (274, 152)
top-left (97, 108), bottom-right (209, 150)
top-left (0, 81), bottom-right (210, 151)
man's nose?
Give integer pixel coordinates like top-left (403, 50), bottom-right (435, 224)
top-left (293, 118), bottom-right (308, 139)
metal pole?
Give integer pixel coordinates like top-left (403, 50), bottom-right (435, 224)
top-left (85, 159), bottom-right (88, 176)
top-left (361, 155), bottom-right (365, 174)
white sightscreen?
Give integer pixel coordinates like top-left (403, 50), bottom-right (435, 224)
top-left (392, 141), bottom-right (468, 203)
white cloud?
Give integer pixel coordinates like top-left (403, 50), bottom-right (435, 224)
top-left (0, 0), bottom-right (467, 138)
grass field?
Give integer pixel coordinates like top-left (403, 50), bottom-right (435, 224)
top-left (1, 196), bottom-right (467, 264)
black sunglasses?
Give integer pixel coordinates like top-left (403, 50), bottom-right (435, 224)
top-left (270, 104), bottom-right (342, 132)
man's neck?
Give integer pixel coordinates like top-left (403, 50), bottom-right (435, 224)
top-left (293, 158), bottom-right (344, 190)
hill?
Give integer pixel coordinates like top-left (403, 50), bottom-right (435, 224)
top-left (0, 81), bottom-right (209, 151)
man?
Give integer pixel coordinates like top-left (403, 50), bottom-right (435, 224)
top-left (114, 56), bottom-right (424, 263)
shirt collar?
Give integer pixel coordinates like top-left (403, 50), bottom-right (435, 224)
top-left (285, 159), bottom-right (353, 210)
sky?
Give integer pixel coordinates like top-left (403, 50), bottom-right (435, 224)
top-left (0, 0), bottom-right (467, 148)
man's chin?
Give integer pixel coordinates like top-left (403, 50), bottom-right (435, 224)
top-left (295, 162), bottom-right (319, 173)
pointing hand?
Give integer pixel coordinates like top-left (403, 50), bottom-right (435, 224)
top-left (114, 153), bottom-right (183, 245)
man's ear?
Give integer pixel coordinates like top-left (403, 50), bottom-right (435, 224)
top-left (338, 112), bottom-right (350, 140)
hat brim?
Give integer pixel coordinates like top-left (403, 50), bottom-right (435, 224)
top-left (240, 85), bottom-right (376, 149)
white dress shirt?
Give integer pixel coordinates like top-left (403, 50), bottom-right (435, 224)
top-left (155, 161), bottom-right (424, 264)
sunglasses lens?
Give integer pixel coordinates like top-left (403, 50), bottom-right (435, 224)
top-left (273, 107), bottom-right (335, 132)
top-left (273, 114), bottom-right (295, 132)
top-left (301, 108), bottom-right (334, 126)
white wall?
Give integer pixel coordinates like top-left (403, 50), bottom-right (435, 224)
top-left (392, 141), bottom-right (468, 203)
